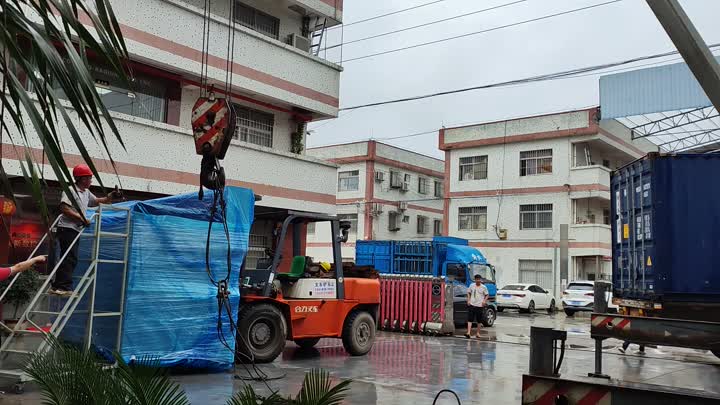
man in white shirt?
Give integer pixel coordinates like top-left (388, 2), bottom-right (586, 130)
top-left (466, 274), bottom-right (489, 338)
top-left (50, 164), bottom-right (120, 296)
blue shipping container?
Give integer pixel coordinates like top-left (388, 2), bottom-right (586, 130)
top-left (355, 237), bottom-right (472, 276)
top-left (611, 153), bottom-right (720, 303)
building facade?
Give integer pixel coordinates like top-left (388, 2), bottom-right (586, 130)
top-left (440, 108), bottom-right (658, 297)
top-left (1, 0), bottom-right (344, 268)
top-left (306, 141), bottom-right (445, 261)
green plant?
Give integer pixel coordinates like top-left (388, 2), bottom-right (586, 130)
top-left (0, 269), bottom-right (41, 319)
top-left (227, 369), bottom-right (351, 405)
top-left (25, 339), bottom-right (190, 405)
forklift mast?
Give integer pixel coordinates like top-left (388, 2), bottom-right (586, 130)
top-left (260, 210), bottom-right (350, 299)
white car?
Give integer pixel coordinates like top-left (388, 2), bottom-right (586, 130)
top-left (496, 283), bottom-right (556, 314)
top-left (561, 280), bottom-right (618, 316)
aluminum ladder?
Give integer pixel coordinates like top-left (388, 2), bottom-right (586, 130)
top-left (0, 204), bottom-right (131, 393)
top-left (310, 17), bottom-right (327, 56)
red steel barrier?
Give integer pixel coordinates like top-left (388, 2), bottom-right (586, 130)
top-left (378, 275), bottom-right (446, 334)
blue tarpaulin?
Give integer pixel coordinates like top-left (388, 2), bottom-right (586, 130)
top-left (445, 244), bottom-right (487, 265)
top-left (60, 187), bottom-right (254, 371)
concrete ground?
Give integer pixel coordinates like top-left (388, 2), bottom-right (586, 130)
top-left (2, 311), bottom-right (719, 404)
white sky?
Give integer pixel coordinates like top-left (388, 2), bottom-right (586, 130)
top-left (306, 0), bottom-right (720, 159)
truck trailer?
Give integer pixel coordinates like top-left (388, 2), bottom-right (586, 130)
top-left (356, 237), bottom-right (497, 327)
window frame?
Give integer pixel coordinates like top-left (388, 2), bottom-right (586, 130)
top-left (418, 177), bottom-right (429, 194)
top-left (519, 204), bottom-right (553, 230)
top-left (337, 170), bottom-right (360, 192)
top-left (417, 215), bottom-right (429, 234)
top-left (233, 105), bottom-right (275, 148)
top-left (459, 155), bottom-right (488, 181)
top-left (433, 219), bottom-right (442, 236)
top-left (520, 149), bottom-right (553, 176)
top-left (234, 1), bottom-right (280, 39)
top-left (458, 206), bottom-right (488, 231)
top-left (434, 180), bottom-right (444, 198)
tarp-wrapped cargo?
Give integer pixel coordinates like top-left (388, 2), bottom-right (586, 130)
top-left (59, 187), bottom-right (254, 371)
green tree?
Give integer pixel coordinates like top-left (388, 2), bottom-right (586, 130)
top-left (1, 0), bottom-right (128, 221)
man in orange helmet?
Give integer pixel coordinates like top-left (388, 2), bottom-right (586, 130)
top-left (49, 164), bottom-right (121, 296)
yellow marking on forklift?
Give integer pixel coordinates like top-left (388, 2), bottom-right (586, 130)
top-left (623, 224), bottom-right (629, 239)
top-left (647, 256), bottom-right (652, 266)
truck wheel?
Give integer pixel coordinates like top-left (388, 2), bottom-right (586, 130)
top-left (481, 307), bottom-right (496, 327)
top-left (237, 303), bottom-right (286, 363)
top-left (295, 338), bottom-right (321, 349)
top-left (342, 311), bottom-right (376, 356)
top-left (564, 309), bottom-right (575, 317)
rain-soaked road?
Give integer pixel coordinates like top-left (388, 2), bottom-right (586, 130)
top-left (3, 312), bottom-right (719, 404)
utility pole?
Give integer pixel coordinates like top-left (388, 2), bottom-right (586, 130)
top-left (646, 0), bottom-right (720, 111)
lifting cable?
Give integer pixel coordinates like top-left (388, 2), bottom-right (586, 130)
top-left (196, 0), bottom-right (279, 387)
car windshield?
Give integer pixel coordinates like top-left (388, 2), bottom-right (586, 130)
top-left (567, 283), bottom-right (594, 291)
top-left (469, 264), bottom-right (494, 282)
top-left (500, 285), bottom-right (526, 291)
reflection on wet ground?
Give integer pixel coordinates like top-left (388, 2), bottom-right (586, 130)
top-left (2, 312), bottom-right (718, 404)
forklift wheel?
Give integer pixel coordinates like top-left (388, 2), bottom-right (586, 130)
top-left (342, 311), bottom-right (376, 356)
top-left (294, 338), bottom-right (321, 349)
top-left (237, 303), bottom-right (286, 363)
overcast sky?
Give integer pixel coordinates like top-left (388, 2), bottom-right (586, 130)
top-left (306, 0), bottom-right (720, 159)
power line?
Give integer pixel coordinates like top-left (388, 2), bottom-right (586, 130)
top-left (339, 43), bottom-right (720, 112)
top-left (337, 0), bottom-right (623, 63)
top-left (321, 0), bottom-right (529, 52)
top-left (327, 0), bottom-right (448, 30)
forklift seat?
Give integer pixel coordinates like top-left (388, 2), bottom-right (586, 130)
top-left (276, 256), bottom-right (306, 281)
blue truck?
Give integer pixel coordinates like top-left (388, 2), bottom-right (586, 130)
top-left (356, 236), bottom-right (498, 327)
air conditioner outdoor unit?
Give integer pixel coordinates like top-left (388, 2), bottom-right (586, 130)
top-left (288, 33), bottom-right (311, 52)
top-left (400, 182), bottom-right (409, 192)
top-left (398, 202), bottom-right (408, 211)
top-left (498, 228), bottom-right (508, 240)
top-left (371, 202), bottom-right (383, 216)
top-left (375, 171), bottom-right (385, 182)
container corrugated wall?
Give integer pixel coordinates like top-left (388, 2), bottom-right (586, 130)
top-left (611, 153), bottom-right (720, 303)
top-left (356, 241), bottom-right (393, 273)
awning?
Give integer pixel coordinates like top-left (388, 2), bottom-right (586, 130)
top-left (446, 244), bottom-right (487, 265)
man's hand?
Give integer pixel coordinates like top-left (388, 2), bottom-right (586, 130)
top-left (10, 255), bottom-right (47, 275)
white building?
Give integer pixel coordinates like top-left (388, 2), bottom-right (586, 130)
top-left (440, 108), bottom-right (658, 297)
top-left (1, 0), bottom-right (343, 271)
top-left (306, 141), bottom-right (445, 261)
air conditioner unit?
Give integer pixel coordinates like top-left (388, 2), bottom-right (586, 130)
top-left (370, 202), bottom-right (383, 216)
top-left (398, 202), bottom-right (408, 211)
top-left (288, 33), bottom-right (311, 52)
top-left (498, 228), bottom-right (508, 240)
top-left (374, 171), bottom-right (385, 182)
top-left (400, 182), bottom-right (409, 192)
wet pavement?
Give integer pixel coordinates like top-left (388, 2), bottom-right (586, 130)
top-left (2, 312), bottom-right (719, 404)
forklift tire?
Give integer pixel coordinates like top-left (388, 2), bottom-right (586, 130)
top-left (295, 338), bottom-right (321, 349)
top-left (237, 303), bottom-right (286, 364)
top-left (342, 311), bottom-right (375, 356)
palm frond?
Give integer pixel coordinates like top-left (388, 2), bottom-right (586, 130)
top-left (226, 385), bottom-right (286, 405)
top-left (1, 0), bottom-right (129, 221)
top-left (293, 369), bottom-right (352, 405)
top-left (113, 354), bottom-right (191, 405)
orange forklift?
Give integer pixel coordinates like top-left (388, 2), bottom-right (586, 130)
top-left (236, 211), bottom-right (380, 363)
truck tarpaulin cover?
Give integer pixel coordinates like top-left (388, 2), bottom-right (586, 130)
top-left (445, 244), bottom-right (486, 265)
top-left (60, 187), bottom-right (254, 371)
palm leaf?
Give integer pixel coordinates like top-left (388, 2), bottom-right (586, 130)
top-left (112, 354), bottom-right (191, 405)
top-left (293, 369), bottom-right (352, 405)
top-left (226, 385), bottom-right (286, 405)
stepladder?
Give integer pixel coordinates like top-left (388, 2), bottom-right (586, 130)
top-left (0, 204), bottom-right (132, 393)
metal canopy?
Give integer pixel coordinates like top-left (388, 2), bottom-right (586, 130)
top-left (600, 57), bottom-right (720, 152)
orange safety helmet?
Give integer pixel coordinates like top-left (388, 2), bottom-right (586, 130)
top-left (72, 164), bottom-right (93, 178)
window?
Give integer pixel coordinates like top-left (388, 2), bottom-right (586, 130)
top-left (246, 234), bottom-right (270, 270)
top-left (520, 149), bottom-right (553, 176)
top-left (603, 209), bottom-right (610, 225)
top-left (520, 204), bottom-right (553, 230)
top-left (417, 215), bottom-right (429, 234)
top-left (404, 173), bottom-right (411, 187)
top-left (234, 105), bottom-right (274, 147)
top-left (458, 207), bottom-right (487, 231)
top-left (402, 215), bottom-right (410, 224)
top-left (459, 156), bottom-right (488, 181)
top-left (337, 214), bottom-right (357, 239)
top-left (433, 219), bottom-right (442, 236)
top-left (390, 171), bottom-right (403, 188)
top-left (235, 2), bottom-right (280, 39)
top-left (434, 180), bottom-right (444, 198)
top-left (518, 260), bottom-right (553, 289)
top-left (418, 177), bottom-right (429, 194)
top-left (306, 222), bottom-right (315, 235)
top-left (337, 170), bottom-right (359, 192)
top-left (389, 212), bottom-right (400, 231)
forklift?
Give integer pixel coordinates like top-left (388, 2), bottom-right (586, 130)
top-left (237, 211), bottom-right (380, 363)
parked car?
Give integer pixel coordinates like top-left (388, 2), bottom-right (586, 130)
top-left (496, 284), bottom-right (556, 314)
top-left (561, 280), bottom-right (618, 316)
